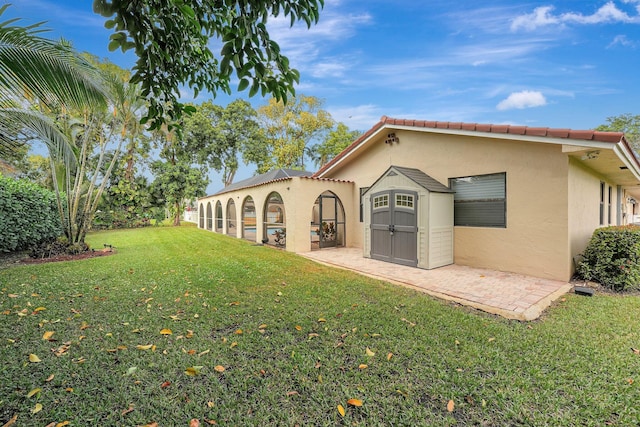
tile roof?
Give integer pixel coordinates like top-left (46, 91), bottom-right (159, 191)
top-left (314, 116), bottom-right (629, 177)
top-left (209, 168), bottom-right (312, 196)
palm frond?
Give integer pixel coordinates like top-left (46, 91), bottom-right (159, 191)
top-left (0, 107), bottom-right (76, 166)
top-left (0, 7), bottom-right (107, 111)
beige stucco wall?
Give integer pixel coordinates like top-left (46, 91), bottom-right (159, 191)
top-left (198, 178), bottom-right (355, 253)
top-left (324, 130), bottom-right (573, 281)
top-left (567, 157), bottom-right (626, 277)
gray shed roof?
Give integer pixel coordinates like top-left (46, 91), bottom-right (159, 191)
top-left (392, 166), bottom-right (453, 193)
top-left (365, 166), bottom-right (453, 194)
top-left (211, 168), bottom-right (313, 196)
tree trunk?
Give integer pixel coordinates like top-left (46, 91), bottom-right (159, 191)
top-left (173, 201), bottom-right (181, 226)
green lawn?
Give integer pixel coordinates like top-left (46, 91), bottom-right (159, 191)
top-left (1, 225), bottom-right (640, 426)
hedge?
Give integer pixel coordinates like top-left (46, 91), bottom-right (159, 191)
top-left (0, 175), bottom-right (61, 252)
top-left (576, 225), bottom-right (640, 291)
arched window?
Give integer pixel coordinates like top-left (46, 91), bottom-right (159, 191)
top-left (226, 200), bottom-right (237, 236)
top-left (199, 203), bottom-right (205, 228)
top-left (263, 192), bottom-right (286, 248)
top-left (311, 191), bottom-right (345, 250)
top-left (241, 196), bottom-right (256, 241)
top-left (215, 201), bottom-right (223, 232)
top-left (206, 202), bottom-right (213, 230)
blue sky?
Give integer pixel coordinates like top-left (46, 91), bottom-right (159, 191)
top-left (6, 0), bottom-right (640, 192)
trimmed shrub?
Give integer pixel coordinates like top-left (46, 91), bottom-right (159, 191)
top-left (577, 226), bottom-right (640, 291)
top-left (0, 175), bottom-right (61, 252)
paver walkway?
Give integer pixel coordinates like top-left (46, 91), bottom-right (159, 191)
top-left (300, 248), bottom-right (573, 321)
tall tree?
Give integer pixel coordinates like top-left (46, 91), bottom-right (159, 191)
top-left (183, 99), bottom-right (263, 187)
top-left (49, 69), bottom-right (141, 245)
top-left (252, 94), bottom-right (333, 173)
top-left (151, 126), bottom-right (208, 226)
top-left (93, 0), bottom-right (324, 130)
top-left (310, 122), bottom-right (361, 168)
top-left (596, 113), bottom-right (640, 153)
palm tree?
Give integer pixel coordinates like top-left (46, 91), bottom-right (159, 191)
top-left (0, 3), bottom-right (106, 159)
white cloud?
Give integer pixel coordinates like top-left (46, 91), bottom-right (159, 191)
top-left (496, 91), bottom-right (547, 110)
top-left (511, 6), bottom-right (560, 31)
top-left (608, 34), bottom-right (637, 47)
top-left (511, 2), bottom-right (640, 31)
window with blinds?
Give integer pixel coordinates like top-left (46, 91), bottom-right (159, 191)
top-left (450, 172), bottom-right (506, 227)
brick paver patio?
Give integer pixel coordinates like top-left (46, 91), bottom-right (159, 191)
top-left (300, 248), bottom-right (573, 321)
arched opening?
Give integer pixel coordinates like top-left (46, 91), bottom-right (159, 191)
top-left (199, 203), bottom-right (205, 228)
top-left (241, 196), bottom-right (256, 241)
top-left (215, 201), bottom-right (223, 232)
top-left (262, 192), bottom-right (287, 248)
top-left (206, 202), bottom-right (213, 230)
top-left (311, 191), bottom-right (346, 250)
top-left (263, 192), bottom-right (286, 248)
top-left (226, 199), bottom-right (237, 237)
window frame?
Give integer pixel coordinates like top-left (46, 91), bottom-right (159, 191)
top-left (449, 172), bottom-right (507, 228)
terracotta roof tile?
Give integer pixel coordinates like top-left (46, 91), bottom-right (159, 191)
top-left (491, 124), bottom-right (509, 133)
top-left (313, 116), bottom-right (630, 178)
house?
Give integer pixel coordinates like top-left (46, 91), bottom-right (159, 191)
top-left (198, 116), bottom-right (640, 282)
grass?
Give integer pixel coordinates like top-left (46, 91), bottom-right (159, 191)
top-left (1, 225), bottom-right (640, 426)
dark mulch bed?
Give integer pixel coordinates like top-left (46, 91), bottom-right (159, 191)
top-left (0, 249), bottom-right (115, 268)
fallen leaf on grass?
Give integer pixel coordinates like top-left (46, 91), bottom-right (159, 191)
top-left (186, 330), bottom-right (194, 338)
top-left (34, 307), bottom-right (46, 312)
top-left (8, 294), bottom-right (18, 298)
top-left (258, 324), bottom-right (267, 329)
top-left (190, 419), bottom-right (200, 427)
top-left (45, 374), bottom-right (54, 382)
top-left (121, 404), bottom-right (134, 416)
top-left (161, 381), bottom-right (171, 389)
top-left (358, 364), bottom-right (368, 370)
top-left (55, 422), bottom-right (70, 427)
top-left (32, 403), bottom-right (43, 414)
top-left (286, 391), bottom-right (298, 397)
top-left (295, 325), bottom-right (302, 331)
top-left (337, 404), bottom-right (345, 417)
top-left (365, 347), bottom-right (375, 357)
top-left (400, 318), bottom-right (416, 327)
top-left (53, 342), bottom-right (71, 357)
top-left (160, 328), bottom-right (172, 335)
top-left (632, 347), bottom-right (640, 355)
top-left (136, 344), bottom-right (153, 350)
top-left (139, 423), bottom-right (158, 427)
top-left (318, 318), bottom-right (326, 323)
top-left (198, 349), bottom-right (210, 357)
top-left (26, 388), bottom-right (41, 398)
top-left (229, 342), bottom-right (237, 348)
top-left (80, 321), bottom-right (90, 330)
top-left (125, 367), bottom-right (138, 376)
top-left (29, 353), bottom-right (41, 363)
top-left (387, 352), bottom-right (393, 361)
top-left (487, 337), bottom-right (495, 342)
top-left (185, 366), bottom-right (203, 376)
top-left (3, 414), bottom-right (17, 426)
top-left (447, 399), bottom-right (455, 412)
top-left (347, 398), bottom-right (363, 407)
top-left (214, 365), bottom-right (225, 373)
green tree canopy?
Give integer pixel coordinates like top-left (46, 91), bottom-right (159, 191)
top-left (595, 113), bottom-right (640, 153)
top-left (93, 0), bottom-right (324, 130)
top-left (310, 122), bottom-right (361, 168)
top-left (183, 99), bottom-right (263, 187)
top-left (251, 94), bottom-right (333, 173)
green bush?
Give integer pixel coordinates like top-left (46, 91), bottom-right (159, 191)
top-left (577, 226), bottom-right (640, 291)
top-left (0, 175), bottom-right (61, 252)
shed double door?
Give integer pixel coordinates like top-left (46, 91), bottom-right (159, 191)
top-left (370, 190), bottom-right (418, 267)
